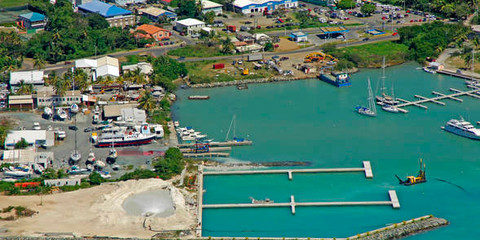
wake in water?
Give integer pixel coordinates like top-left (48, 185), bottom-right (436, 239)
top-left (434, 178), bottom-right (466, 192)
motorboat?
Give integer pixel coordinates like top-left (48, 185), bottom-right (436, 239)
top-left (441, 117), bottom-right (480, 140)
top-left (43, 107), bottom-right (53, 119)
top-left (94, 160), bottom-right (106, 170)
top-left (108, 148), bottom-right (118, 159)
top-left (86, 150), bottom-right (96, 164)
top-left (70, 150), bottom-right (81, 164)
top-left (68, 165), bottom-right (90, 175)
top-left (423, 67), bottom-right (437, 74)
top-left (70, 103), bottom-right (79, 114)
top-left (57, 108), bottom-right (68, 120)
top-left (382, 104), bottom-right (400, 113)
top-left (3, 166), bottom-right (32, 178)
top-left (174, 121), bottom-right (180, 127)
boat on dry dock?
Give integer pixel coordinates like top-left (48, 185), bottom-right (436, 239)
top-left (95, 123), bottom-right (155, 147)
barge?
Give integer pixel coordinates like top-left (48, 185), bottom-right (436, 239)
top-left (318, 71), bottom-right (351, 87)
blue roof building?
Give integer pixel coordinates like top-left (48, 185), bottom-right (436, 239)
top-left (289, 32), bottom-right (308, 42)
top-left (78, 0), bottom-right (136, 28)
top-left (18, 12), bottom-right (47, 30)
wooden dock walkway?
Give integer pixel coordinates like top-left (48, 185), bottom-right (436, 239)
top-left (437, 69), bottom-right (480, 81)
top-left (184, 152), bottom-right (230, 158)
top-left (178, 140), bottom-right (252, 148)
top-left (389, 86), bottom-right (480, 113)
top-left (197, 166), bottom-right (204, 237)
top-left (202, 190), bottom-right (400, 214)
top-left (203, 161), bottom-right (373, 179)
top-left (180, 147), bottom-right (231, 153)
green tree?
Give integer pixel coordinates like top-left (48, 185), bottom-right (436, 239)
top-left (220, 37), bottom-right (235, 54)
top-left (177, 0), bottom-right (198, 18)
top-left (16, 81), bottom-right (34, 95)
top-left (154, 147), bottom-right (184, 179)
top-left (89, 172), bottom-right (105, 185)
top-left (42, 168), bottom-right (58, 179)
top-left (14, 138), bottom-right (29, 149)
top-left (336, 0), bottom-right (356, 9)
top-left (33, 53), bottom-right (46, 70)
top-left (264, 42), bottom-right (274, 52)
top-left (360, 3), bottom-right (376, 16)
top-left (139, 16), bottom-right (152, 25)
top-left (87, 13), bottom-right (110, 29)
top-left (204, 11), bottom-right (216, 25)
top-left (138, 89), bottom-right (156, 114)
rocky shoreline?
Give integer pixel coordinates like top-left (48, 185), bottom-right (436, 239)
top-left (189, 76), bottom-right (313, 89)
top-left (348, 215), bottom-right (449, 240)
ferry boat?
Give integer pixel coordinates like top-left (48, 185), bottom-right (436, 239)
top-left (95, 123), bottom-right (155, 147)
top-left (318, 72), bottom-right (351, 87)
top-left (441, 117), bottom-right (480, 140)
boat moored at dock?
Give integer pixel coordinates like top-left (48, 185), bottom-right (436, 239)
top-left (318, 71), bottom-right (351, 87)
top-left (441, 117), bottom-right (480, 140)
top-left (188, 95), bottom-right (210, 100)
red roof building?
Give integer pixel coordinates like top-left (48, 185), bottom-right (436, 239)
top-left (135, 24), bottom-right (170, 41)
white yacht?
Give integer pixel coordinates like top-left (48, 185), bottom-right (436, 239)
top-left (442, 118), bottom-right (480, 140)
top-left (57, 108), bottom-right (68, 120)
top-left (382, 104), bottom-right (400, 113)
top-left (70, 103), bottom-right (79, 113)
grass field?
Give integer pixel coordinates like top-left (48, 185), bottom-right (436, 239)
top-left (329, 41), bottom-right (409, 68)
top-left (0, 0), bottom-right (30, 8)
top-left (167, 45), bottom-right (225, 58)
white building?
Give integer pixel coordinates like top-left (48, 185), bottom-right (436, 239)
top-left (35, 86), bottom-right (82, 107)
top-left (232, 0), bottom-right (297, 14)
top-left (9, 70), bottom-right (45, 87)
top-left (2, 150), bottom-right (53, 168)
top-left (114, 0), bottom-right (147, 6)
top-left (75, 56), bottom-right (120, 81)
top-left (4, 130), bottom-right (55, 150)
top-left (200, 0), bottom-right (223, 15)
top-left (174, 18), bottom-right (205, 35)
top-left (121, 108), bottom-right (146, 124)
top-left (44, 178), bottom-right (82, 187)
top-left (289, 31), bottom-right (308, 42)
top-left (122, 62), bottom-right (153, 75)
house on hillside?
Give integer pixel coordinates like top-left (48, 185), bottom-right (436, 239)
top-left (78, 0), bottom-right (135, 28)
top-left (138, 7), bottom-right (177, 22)
top-left (75, 56), bottom-right (120, 81)
top-left (135, 24), bottom-right (170, 41)
top-left (18, 12), bottom-right (47, 30)
top-left (114, 0), bottom-right (147, 6)
top-left (174, 18), bottom-right (205, 35)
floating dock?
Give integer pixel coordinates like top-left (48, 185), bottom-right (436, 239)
top-left (178, 140), bottom-right (253, 148)
top-left (184, 152), bottom-right (230, 158)
top-left (202, 191), bottom-right (400, 215)
top-left (389, 86), bottom-right (480, 113)
top-left (203, 161), bottom-right (373, 179)
top-left (180, 147), bottom-right (231, 153)
top-left (197, 166), bottom-right (204, 237)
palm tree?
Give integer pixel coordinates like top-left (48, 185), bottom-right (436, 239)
top-left (464, 52), bottom-right (473, 69)
top-left (16, 81), bottom-right (34, 95)
top-left (138, 89), bottom-right (156, 114)
top-left (33, 53), bottom-right (46, 70)
top-left (220, 37), bottom-right (235, 55)
top-left (73, 69), bottom-right (89, 92)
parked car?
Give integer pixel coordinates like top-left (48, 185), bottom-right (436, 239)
top-left (362, 37), bottom-right (370, 41)
top-left (69, 125), bottom-right (78, 131)
top-left (178, 56), bottom-right (185, 61)
top-left (280, 56), bottom-right (289, 61)
top-left (84, 127), bottom-right (94, 132)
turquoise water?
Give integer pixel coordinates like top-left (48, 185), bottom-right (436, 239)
top-left (172, 62), bottom-right (480, 239)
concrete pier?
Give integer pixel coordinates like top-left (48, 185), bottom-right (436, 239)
top-left (197, 166), bottom-right (204, 237)
top-left (202, 191), bottom-right (400, 214)
top-left (178, 140), bottom-right (252, 148)
top-left (180, 147), bottom-right (231, 153)
top-left (203, 161), bottom-right (373, 179)
top-left (184, 152), bottom-right (230, 158)
top-left (391, 87), bottom-right (480, 113)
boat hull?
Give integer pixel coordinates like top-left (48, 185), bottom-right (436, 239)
top-left (443, 125), bottom-right (480, 140)
top-left (95, 136), bottom-right (155, 147)
top-left (319, 74), bottom-right (351, 87)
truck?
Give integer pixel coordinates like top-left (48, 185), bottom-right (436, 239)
top-left (227, 25), bottom-right (237, 32)
top-left (213, 63), bottom-right (225, 69)
top-left (248, 53), bottom-right (263, 62)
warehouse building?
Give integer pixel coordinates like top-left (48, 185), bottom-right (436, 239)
top-left (232, 0), bottom-right (297, 14)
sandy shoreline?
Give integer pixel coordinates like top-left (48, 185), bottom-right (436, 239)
top-left (0, 179), bottom-right (196, 238)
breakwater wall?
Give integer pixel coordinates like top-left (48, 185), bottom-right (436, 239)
top-left (348, 215), bottom-right (448, 240)
top-left (189, 76), bottom-right (313, 89)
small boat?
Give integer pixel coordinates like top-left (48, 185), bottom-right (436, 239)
top-left (99, 171), bottom-right (111, 179)
top-left (86, 150), bottom-right (96, 164)
top-left (109, 148), bottom-right (117, 159)
top-left (94, 160), bottom-right (106, 170)
top-left (68, 165), bottom-right (90, 175)
top-left (188, 95), bottom-right (210, 100)
top-left (382, 104), bottom-right (399, 113)
top-left (92, 114), bottom-right (100, 124)
top-left (32, 163), bottom-right (44, 174)
top-left (423, 67), bottom-right (437, 74)
top-left (356, 77), bottom-right (376, 117)
top-left (43, 107), bottom-right (53, 119)
top-left (70, 103), bottom-right (79, 114)
top-left (57, 108), bottom-right (68, 120)
top-left (395, 158), bottom-right (426, 186)
top-left (70, 150), bottom-right (81, 164)
top-left (3, 167), bottom-right (32, 178)
top-left (441, 117), bottom-right (480, 140)
top-left (250, 197), bottom-right (274, 204)
top-left (174, 121), bottom-right (180, 127)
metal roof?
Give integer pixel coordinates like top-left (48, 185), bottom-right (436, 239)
top-left (175, 18), bottom-right (205, 27)
top-left (78, 0), bottom-right (132, 18)
top-left (10, 70), bottom-right (45, 85)
top-left (18, 12), bottom-right (45, 22)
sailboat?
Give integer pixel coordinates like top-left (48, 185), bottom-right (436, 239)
top-left (355, 77), bottom-right (376, 117)
top-left (376, 57), bottom-right (399, 106)
top-left (381, 74), bottom-right (399, 113)
top-left (57, 108), bottom-right (67, 120)
top-left (86, 148), bottom-right (96, 164)
top-left (43, 107), bottom-right (53, 119)
top-left (70, 103), bottom-right (79, 114)
top-left (106, 140), bottom-right (117, 164)
top-left (69, 115), bottom-right (81, 165)
top-left (225, 115), bottom-right (247, 142)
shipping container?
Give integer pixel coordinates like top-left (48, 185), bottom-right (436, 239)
top-left (213, 63), bottom-right (225, 69)
top-left (227, 25), bottom-right (236, 32)
top-left (14, 182), bottom-right (41, 188)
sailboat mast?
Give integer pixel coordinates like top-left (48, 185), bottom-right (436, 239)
top-left (472, 50), bottom-right (475, 82)
top-left (367, 78), bottom-right (375, 112)
top-left (233, 115), bottom-right (236, 139)
top-left (381, 57), bottom-right (386, 94)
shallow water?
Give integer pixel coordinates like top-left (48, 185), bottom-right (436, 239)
top-left (173, 62), bottom-right (480, 239)
top-left (122, 189), bottom-right (175, 218)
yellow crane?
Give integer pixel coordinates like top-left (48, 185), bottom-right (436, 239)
top-left (304, 52), bottom-right (337, 63)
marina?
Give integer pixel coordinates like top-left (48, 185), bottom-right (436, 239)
top-left (387, 86), bottom-right (480, 113)
top-left (203, 161), bottom-right (374, 179)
